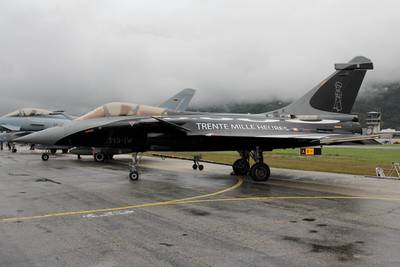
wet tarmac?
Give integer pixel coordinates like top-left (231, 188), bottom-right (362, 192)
top-left (1, 147), bottom-right (400, 266)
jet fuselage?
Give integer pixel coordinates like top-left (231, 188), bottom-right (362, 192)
top-left (39, 114), bottom-right (361, 152)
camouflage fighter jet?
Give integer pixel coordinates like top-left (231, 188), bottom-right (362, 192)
top-left (0, 108), bottom-right (72, 152)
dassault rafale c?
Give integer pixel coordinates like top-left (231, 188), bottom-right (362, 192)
top-left (17, 56), bottom-right (374, 181)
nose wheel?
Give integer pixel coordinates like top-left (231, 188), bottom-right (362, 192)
top-left (129, 153), bottom-right (141, 181)
top-left (129, 170), bottom-right (139, 181)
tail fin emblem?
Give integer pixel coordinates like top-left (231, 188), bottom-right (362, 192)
top-left (333, 81), bottom-right (343, 112)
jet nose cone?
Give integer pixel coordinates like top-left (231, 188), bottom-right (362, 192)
top-left (14, 127), bottom-right (64, 146)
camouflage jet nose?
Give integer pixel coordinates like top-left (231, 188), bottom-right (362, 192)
top-left (14, 118), bottom-right (118, 146)
top-left (14, 126), bottom-right (66, 146)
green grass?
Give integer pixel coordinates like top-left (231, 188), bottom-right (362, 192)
top-left (153, 146), bottom-right (400, 176)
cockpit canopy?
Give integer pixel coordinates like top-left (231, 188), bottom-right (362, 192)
top-left (76, 102), bottom-right (167, 120)
top-left (4, 108), bottom-right (52, 117)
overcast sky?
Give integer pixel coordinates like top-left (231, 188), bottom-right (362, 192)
top-left (0, 0), bottom-right (399, 115)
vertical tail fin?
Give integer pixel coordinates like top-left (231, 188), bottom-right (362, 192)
top-left (279, 56), bottom-right (373, 116)
top-left (159, 88), bottom-right (196, 112)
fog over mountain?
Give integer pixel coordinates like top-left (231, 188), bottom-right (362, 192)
top-left (0, 1), bottom-right (399, 115)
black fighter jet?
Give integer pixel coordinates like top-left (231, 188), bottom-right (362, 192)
top-left (17, 56), bottom-right (374, 181)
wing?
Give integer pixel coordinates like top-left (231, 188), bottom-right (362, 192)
top-left (185, 130), bottom-right (377, 146)
top-left (318, 134), bottom-right (379, 145)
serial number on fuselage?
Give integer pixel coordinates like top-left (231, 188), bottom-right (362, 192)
top-left (106, 136), bottom-right (134, 145)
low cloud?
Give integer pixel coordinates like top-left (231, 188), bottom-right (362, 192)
top-left (0, 0), bottom-right (399, 115)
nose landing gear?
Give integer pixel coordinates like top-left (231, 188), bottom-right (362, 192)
top-left (129, 170), bottom-right (139, 181)
top-left (129, 152), bottom-right (141, 181)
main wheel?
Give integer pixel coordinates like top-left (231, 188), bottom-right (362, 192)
top-left (50, 149), bottom-right (57, 154)
top-left (41, 153), bottom-right (49, 161)
top-left (232, 159), bottom-right (250, 175)
top-left (94, 153), bottom-right (105, 162)
top-left (12, 148), bottom-right (17, 153)
top-left (249, 163), bottom-right (270, 181)
top-left (198, 164), bottom-right (204, 171)
top-left (192, 163), bottom-right (198, 170)
top-left (129, 171), bottom-right (139, 181)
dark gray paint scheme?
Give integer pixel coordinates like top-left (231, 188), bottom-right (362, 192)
top-left (17, 56), bottom-right (374, 150)
top-left (15, 56), bottom-right (375, 180)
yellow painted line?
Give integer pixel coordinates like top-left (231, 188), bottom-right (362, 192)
top-left (0, 177), bottom-right (243, 223)
top-left (168, 195), bottom-right (400, 205)
top-left (168, 176), bottom-right (243, 203)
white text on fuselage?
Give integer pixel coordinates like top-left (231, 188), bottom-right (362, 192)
top-left (195, 122), bottom-right (287, 131)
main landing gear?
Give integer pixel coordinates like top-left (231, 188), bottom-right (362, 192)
top-left (232, 147), bottom-right (271, 181)
top-left (129, 152), bottom-right (141, 181)
top-left (192, 155), bottom-right (204, 171)
top-left (232, 151), bottom-right (250, 175)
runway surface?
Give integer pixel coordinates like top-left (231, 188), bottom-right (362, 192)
top-left (1, 148), bottom-right (400, 266)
